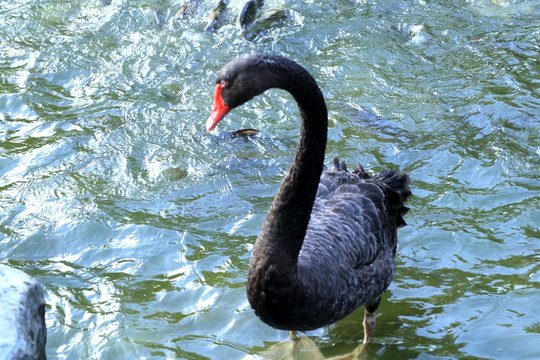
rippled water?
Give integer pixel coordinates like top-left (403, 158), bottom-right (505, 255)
top-left (1, 0), bottom-right (539, 359)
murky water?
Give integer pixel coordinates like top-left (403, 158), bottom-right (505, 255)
top-left (1, 0), bottom-right (539, 359)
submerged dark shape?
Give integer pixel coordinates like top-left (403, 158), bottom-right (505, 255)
top-left (205, 0), bottom-right (228, 32)
top-left (237, 0), bottom-right (264, 29)
top-left (177, 0), bottom-right (274, 33)
top-left (232, 128), bottom-right (260, 138)
top-left (206, 54), bottom-right (411, 342)
top-left (176, 0), bottom-right (203, 19)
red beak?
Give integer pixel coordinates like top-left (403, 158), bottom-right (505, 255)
top-left (206, 84), bottom-right (230, 132)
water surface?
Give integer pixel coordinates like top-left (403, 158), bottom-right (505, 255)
top-left (1, 0), bottom-right (539, 359)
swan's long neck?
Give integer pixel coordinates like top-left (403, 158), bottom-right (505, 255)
top-left (251, 64), bottom-right (328, 278)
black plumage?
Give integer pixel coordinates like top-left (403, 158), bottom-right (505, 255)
top-left (206, 54), bottom-right (411, 341)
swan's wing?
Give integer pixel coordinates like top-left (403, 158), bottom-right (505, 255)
top-left (296, 165), bottom-right (410, 325)
top-left (302, 168), bottom-right (410, 270)
top-left (307, 175), bottom-right (387, 269)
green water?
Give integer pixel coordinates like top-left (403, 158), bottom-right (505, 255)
top-left (1, 0), bottom-right (539, 359)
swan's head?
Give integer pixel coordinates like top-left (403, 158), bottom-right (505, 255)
top-left (206, 54), bottom-right (285, 132)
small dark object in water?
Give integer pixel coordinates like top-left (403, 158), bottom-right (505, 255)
top-left (176, 0), bottom-right (203, 19)
top-left (205, 0), bottom-right (228, 32)
top-left (237, 0), bottom-right (264, 29)
top-left (232, 128), bottom-right (260, 138)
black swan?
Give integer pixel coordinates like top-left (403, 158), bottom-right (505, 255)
top-left (206, 54), bottom-right (411, 343)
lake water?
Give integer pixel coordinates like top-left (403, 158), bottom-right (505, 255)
top-left (1, 0), bottom-right (539, 359)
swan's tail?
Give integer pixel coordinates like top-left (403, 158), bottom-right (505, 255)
top-left (332, 157), bottom-right (370, 179)
top-left (332, 157), bottom-right (348, 172)
top-left (377, 170), bottom-right (411, 227)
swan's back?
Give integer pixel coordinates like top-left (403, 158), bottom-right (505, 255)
top-left (295, 162), bottom-right (410, 328)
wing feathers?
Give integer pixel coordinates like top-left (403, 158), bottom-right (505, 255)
top-left (301, 160), bottom-right (411, 272)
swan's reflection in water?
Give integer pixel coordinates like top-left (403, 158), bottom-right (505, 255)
top-left (258, 336), bottom-right (369, 360)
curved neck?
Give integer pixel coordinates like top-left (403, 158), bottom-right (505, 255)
top-left (253, 61), bottom-right (328, 273)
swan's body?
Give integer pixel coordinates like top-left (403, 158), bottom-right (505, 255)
top-left (206, 54), bottom-right (411, 341)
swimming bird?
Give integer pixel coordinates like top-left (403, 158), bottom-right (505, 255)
top-left (205, 54), bottom-right (411, 343)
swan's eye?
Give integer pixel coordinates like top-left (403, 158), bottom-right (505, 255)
top-left (220, 80), bottom-right (228, 88)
